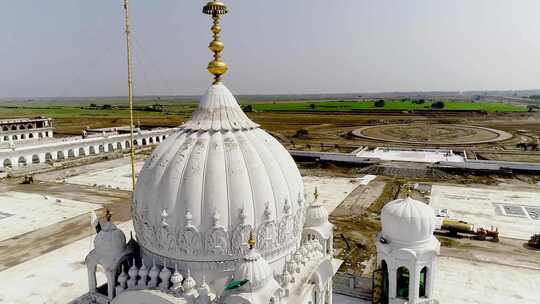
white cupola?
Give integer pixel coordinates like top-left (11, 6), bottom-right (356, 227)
top-left (375, 195), bottom-right (440, 304)
top-left (86, 217), bottom-right (133, 300)
top-left (302, 188), bottom-right (334, 255)
top-left (234, 246), bottom-right (273, 291)
top-left (223, 236), bottom-right (281, 304)
top-left (381, 196), bottom-right (436, 245)
top-left (94, 222), bottom-right (127, 257)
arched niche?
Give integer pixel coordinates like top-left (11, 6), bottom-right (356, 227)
top-left (396, 266), bottom-right (410, 300)
top-left (419, 266), bottom-right (428, 298)
top-left (381, 260), bottom-right (389, 304)
top-left (3, 159), bottom-right (12, 168)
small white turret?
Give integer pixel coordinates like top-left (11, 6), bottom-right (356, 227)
top-left (85, 211), bottom-right (133, 300)
top-left (233, 232), bottom-right (276, 292)
top-left (94, 222), bottom-right (127, 260)
top-left (302, 188), bottom-right (334, 256)
top-left (376, 194), bottom-right (440, 304)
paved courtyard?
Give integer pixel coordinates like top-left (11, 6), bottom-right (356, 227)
top-left (0, 221), bottom-right (133, 304)
top-left (430, 185), bottom-right (540, 240)
top-left (63, 160), bottom-right (146, 190)
top-left (356, 148), bottom-right (464, 163)
top-left (434, 256), bottom-right (540, 304)
top-left (0, 192), bottom-right (100, 241)
top-left (303, 175), bottom-right (360, 213)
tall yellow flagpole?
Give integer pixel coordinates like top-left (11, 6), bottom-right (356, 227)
top-left (123, 0), bottom-right (136, 193)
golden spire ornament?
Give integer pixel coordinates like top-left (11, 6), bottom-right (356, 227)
top-left (203, 1), bottom-right (229, 84)
top-left (248, 230), bottom-right (257, 249)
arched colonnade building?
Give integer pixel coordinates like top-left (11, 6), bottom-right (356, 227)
top-left (0, 117), bottom-right (54, 144)
top-left (0, 128), bottom-right (176, 169)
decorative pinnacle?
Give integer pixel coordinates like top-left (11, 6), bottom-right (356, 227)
top-left (203, 1), bottom-right (229, 84)
top-left (248, 230), bottom-right (256, 249)
top-left (105, 209), bottom-right (112, 222)
top-left (406, 185), bottom-right (412, 197)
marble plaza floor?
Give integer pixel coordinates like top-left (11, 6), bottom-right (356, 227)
top-left (0, 221), bottom-right (133, 304)
top-left (356, 148), bottom-right (464, 163)
top-left (434, 256), bottom-right (540, 304)
top-left (65, 163), bottom-right (141, 190)
top-left (0, 191), bottom-right (100, 241)
top-left (430, 185), bottom-right (540, 240)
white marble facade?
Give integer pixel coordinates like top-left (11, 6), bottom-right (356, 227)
top-left (80, 83), bottom-right (341, 304)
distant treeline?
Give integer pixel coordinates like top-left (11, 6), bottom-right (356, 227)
top-left (89, 103), bottom-right (165, 112)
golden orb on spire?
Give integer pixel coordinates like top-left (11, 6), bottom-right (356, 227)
top-left (248, 230), bottom-right (257, 249)
top-left (203, 1), bottom-right (229, 84)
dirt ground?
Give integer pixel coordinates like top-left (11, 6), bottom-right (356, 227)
top-left (251, 111), bottom-right (540, 163)
top-left (438, 236), bottom-right (540, 270)
top-left (332, 180), bottom-right (386, 217)
top-left (29, 104), bottom-right (540, 164)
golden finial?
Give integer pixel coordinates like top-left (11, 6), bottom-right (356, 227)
top-left (314, 187), bottom-right (319, 200)
top-left (248, 230), bottom-right (256, 249)
top-left (203, 1), bottom-right (229, 84)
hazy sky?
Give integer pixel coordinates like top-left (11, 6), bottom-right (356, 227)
top-left (1, 0), bottom-right (540, 97)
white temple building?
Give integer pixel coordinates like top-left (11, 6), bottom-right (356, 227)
top-left (0, 117), bottom-right (54, 144)
top-left (374, 196), bottom-right (440, 304)
top-left (78, 1), bottom-right (341, 303)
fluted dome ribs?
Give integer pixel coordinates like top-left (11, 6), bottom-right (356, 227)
top-left (133, 84), bottom-right (305, 263)
top-left (182, 84), bottom-right (259, 131)
top-left (381, 196), bottom-right (436, 244)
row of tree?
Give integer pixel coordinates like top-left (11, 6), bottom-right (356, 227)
top-left (373, 100), bottom-right (445, 109)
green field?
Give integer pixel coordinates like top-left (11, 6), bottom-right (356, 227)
top-left (0, 104), bottom-right (196, 119)
top-left (251, 99), bottom-right (527, 113)
top-left (0, 98), bottom-right (527, 124)
top-left (0, 104), bottom-right (195, 134)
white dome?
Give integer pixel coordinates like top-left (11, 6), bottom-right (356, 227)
top-left (234, 248), bottom-right (272, 291)
top-left (304, 202), bottom-right (329, 227)
top-left (94, 222), bottom-right (126, 257)
top-left (132, 84), bottom-right (305, 266)
top-left (381, 196), bottom-right (435, 244)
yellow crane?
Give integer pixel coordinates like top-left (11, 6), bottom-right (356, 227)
top-left (122, 0), bottom-right (136, 193)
